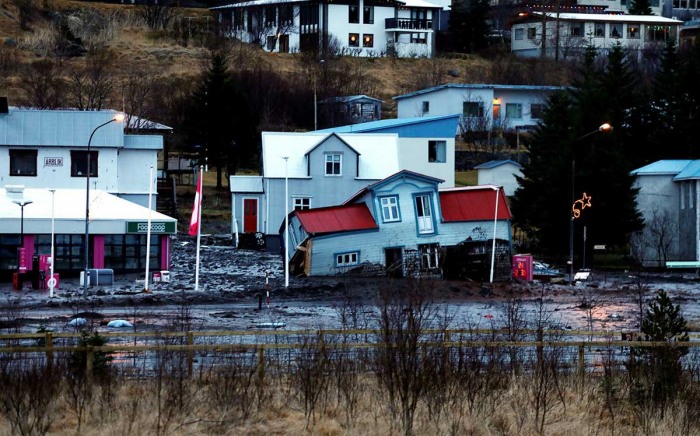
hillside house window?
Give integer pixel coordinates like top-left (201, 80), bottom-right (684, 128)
top-left (595, 23), bottom-right (605, 37)
top-left (233, 10), bottom-right (244, 30)
top-left (463, 101), bottom-right (484, 117)
top-left (421, 101), bottom-right (429, 114)
top-left (279, 5), bottom-right (293, 25)
top-left (363, 6), bottom-right (374, 24)
top-left (9, 149), bottom-right (38, 176)
top-left (530, 103), bottom-right (544, 120)
top-left (415, 194), bottom-right (434, 234)
top-left (419, 243), bottom-right (439, 270)
top-left (349, 3), bottom-right (359, 23)
top-left (336, 251), bottom-right (359, 267)
top-left (514, 28), bottom-right (524, 40)
top-left (628, 24), bottom-right (640, 39)
top-left (363, 34), bottom-right (374, 47)
top-left (571, 22), bottom-right (584, 37)
top-left (293, 197), bottom-right (311, 210)
top-left (527, 27), bottom-right (536, 39)
top-left (349, 33), bottom-right (360, 47)
top-left (325, 153), bottom-right (342, 176)
top-left (428, 140), bottom-right (446, 163)
top-left (610, 23), bottom-right (622, 38)
top-left (380, 195), bottom-right (400, 222)
top-left (264, 6), bottom-right (276, 26)
top-left (267, 36), bottom-right (276, 50)
top-left (505, 103), bottom-right (523, 119)
top-left (71, 151), bottom-right (98, 177)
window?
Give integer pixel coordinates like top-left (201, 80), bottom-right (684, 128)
top-left (266, 36), bottom-right (276, 50)
top-left (293, 197), bottom-right (311, 210)
top-left (411, 34), bottom-right (427, 44)
top-left (428, 141), bottom-right (446, 163)
top-left (530, 103), bottom-right (544, 120)
top-left (264, 6), bottom-right (276, 26)
top-left (9, 150), bottom-right (38, 176)
top-left (595, 23), bottom-right (605, 37)
top-left (104, 234), bottom-right (159, 271)
top-left (610, 23), bottom-right (622, 38)
top-left (421, 101), bottom-right (429, 114)
top-left (363, 34), bottom-right (374, 47)
top-left (336, 251), bottom-right (359, 267)
top-left (419, 243), bottom-right (440, 270)
top-left (527, 27), bottom-right (537, 39)
top-left (415, 194), bottom-right (434, 234)
top-left (505, 103), bottom-right (523, 119)
top-left (571, 22), bottom-right (584, 37)
top-left (363, 6), bottom-right (374, 24)
top-left (380, 196), bottom-right (400, 222)
top-left (628, 24), bottom-right (640, 39)
top-left (348, 33), bottom-right (360, 47)
top-left (349, 4), bottom-right (359, 23)
top-left (514, 28), bottom-right (524, 40)
top-left (233, 10), bottom-right (244, 30)
top-left (279, 5), bottom-right (293, 25)
top-left (325, 153), bottom-right (342, 175)
top-left (463, 101), bottom-right (484, 117)
top-left (53, 234), bottom-right (85, 271)
top-left (70, 150), bottom-right (98, 177)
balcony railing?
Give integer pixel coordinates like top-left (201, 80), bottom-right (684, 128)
top-left (385, 18), bottom-right (432, 31)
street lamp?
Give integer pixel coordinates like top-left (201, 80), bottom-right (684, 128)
top-left (49, 189), bottom-right (55, 298)
top-left (13, 199), bottom-right (33, 249)
top-left (84, 113), bottom-right (124, 293)
top-left (489, 185), bottom-right (500, 284)
top-left (283, 156), bottom-right (289, 288)
top-left (569, 123), bottom-right (612, 285)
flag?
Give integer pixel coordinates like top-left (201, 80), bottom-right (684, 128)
top-left (189, 169), bottom-right (203, 236)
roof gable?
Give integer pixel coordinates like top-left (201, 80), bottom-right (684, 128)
top-left (314, 114), bottom-right (460, 138)
top-left (345, 169), bottom-right (444, 204)
top-left (474, 159), bottom-right (523, 170)
top-left (393, 84), bottom-right (565, 101)
top-left (304, 132), bottom-right (361, 157)
top-left (439, 186), bottom-right (511, 222)
top-left (631, 160), bottom-right (694, 176)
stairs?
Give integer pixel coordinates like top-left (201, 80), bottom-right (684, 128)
top-left (157, 176), bottom-right (178, 219)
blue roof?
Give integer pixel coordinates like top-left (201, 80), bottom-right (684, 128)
top-left (674, 160), bottom-right (700, 181)
top-left (320, 95), bottom-right (383, 104)
top-left (393, 84), bottom-right (566, 101)
top-left (631, 160), bottom-right (694, 176)
top-left (313, 114), bottom-right (460, 138)
top-left (474, 159), bottom-right (523, 170)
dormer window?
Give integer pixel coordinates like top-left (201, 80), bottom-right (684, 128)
top-left (325, 153), bottom-right (342, 176)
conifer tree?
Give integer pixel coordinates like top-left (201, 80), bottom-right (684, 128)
top-left (629, 0), bottom-right (653, 15)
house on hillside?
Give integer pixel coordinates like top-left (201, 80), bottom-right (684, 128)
top-left (475, 160), bottom-right (523, 196)
top-left (0, 106), bottom-right (166, 208)
top-left (630, 160), bottom-right (700, 267)
top-left (319, 95), bottom-right (383, 125)
top-left (511, 13), bottom-right (682, 58)
top-left (229, 114), bottom-right (460, 249)
top-left (393, 84), bottom-right (563, 136)
top-left (211, 0), bottom-right (443, 58)
top-left (281, 170), bottom-right (512, 280)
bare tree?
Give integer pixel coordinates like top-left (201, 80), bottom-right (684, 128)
top-left (646, 208), bottom-right (678, 268)
top-left (139, 0), bottom-right (176, 30)
top-left (20, 59), bottom-right (66, 109)
top-left (67, 48), bottom-right (115, 110)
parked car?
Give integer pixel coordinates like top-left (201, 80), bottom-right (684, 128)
top-left (533, 261), bottom-right (564, 278)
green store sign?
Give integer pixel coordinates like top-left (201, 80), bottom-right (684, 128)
top-left (126, 221), bottom-right (176, 234)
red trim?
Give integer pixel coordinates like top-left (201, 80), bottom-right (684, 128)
top-left (160, 236), bottom-right (170, 270)
top-left (93, 235), bottom-right (104, 268)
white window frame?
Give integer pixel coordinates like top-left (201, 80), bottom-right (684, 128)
top-left (325, 153), bottom-right (342, 176)
top-left (293, 197), bottom-right (311, 210)
top-left (336, 251), bottom-right (359, 267)
top-left (428, 140), bottom-right (446, 163)
top-left (505, 103), bottom-right (523, 119)
top-left (380, 195), bottom-right (400, 222)
top-left (415, 194), bottom-right (434, 234)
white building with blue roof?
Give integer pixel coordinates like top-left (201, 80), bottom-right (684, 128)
top-left (475, 159), bottom-right (523, 196)
top-left (393, 84), bottom-right (565, 136)
top-left (631, 159), bottom-right (700, 266)
top-left (229, 114), bottom-right (459, 248)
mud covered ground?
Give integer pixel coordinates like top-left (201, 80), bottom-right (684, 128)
top-left (2, 234), bottom-right (700, 333)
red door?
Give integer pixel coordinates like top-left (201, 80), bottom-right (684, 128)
top-left (243, 199), bottom-right (258, 233)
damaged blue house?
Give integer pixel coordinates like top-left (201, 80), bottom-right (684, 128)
top-left (281, 170), bottom-right (513, 280)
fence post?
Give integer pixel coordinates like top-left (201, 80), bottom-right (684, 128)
top-left (86, 345), bottom-right (94, 383)
top-left (578, 343), bottom-right (585, 384)
top-left (257, 346), bottom-right (265, 381)
top-left (46, 331), bottom-right (53, 369)
top-left (536, 328), bottom-right (543, 368)
top-left (187, 331), bottom-right (194, 377)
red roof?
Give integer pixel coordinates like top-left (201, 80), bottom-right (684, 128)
top-left (439, 187), bottom-right (511, 222)
top-left (295, 203), bottom-right (378, 234)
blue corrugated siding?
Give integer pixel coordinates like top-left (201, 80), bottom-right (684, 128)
top-left (124, 135), bottom-right (163, 150)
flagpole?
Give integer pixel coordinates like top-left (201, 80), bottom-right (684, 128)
top-left (194, 166), bottom-right (203, 291)
top-left (144, 165), bottom-right (153, 293)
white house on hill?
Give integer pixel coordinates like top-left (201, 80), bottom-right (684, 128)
top-left (511, 13), bottom-right (682, 58)
top-left (211, 0), bottom-right (443, 58)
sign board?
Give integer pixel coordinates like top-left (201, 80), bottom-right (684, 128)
top-left (44, 157), bottom-right (63, 167)
top-left (126, 221), bottom-right (176, 234)
top-left (512, 254), bottom-right (533, 282)
top-left (17, 247), bottom-right (28, 272)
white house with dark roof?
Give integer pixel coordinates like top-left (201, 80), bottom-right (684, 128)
top-left (0, 108), bottom-right (165, 207)
top-left (281, 170), bottom-right (512, 280)
top-left (394, 84), bottom-right (564, 135)
top-left (475, 160), bottom-right (523, 196)
top-left (631, 160), bottom-right (700, 267)
top-left (229, 114), bottom-right (460, 248)
top-left (511, 12), bottom-right (682, 58)
top-left (211, 0), bottom-right (443, 58)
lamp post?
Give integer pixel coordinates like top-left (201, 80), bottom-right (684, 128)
top-left (13, 199), bottom-right (33, 248)
top-left (569, 123), bottom-right (612, 285)
top-left (283, 156), bottom-right (289, 288)
top-left (489, 186), bottom-right (500, 284)
top-left (84, 113), bottom-right (124, 293)
top-left (49, 189), bottom-right (55, 298)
